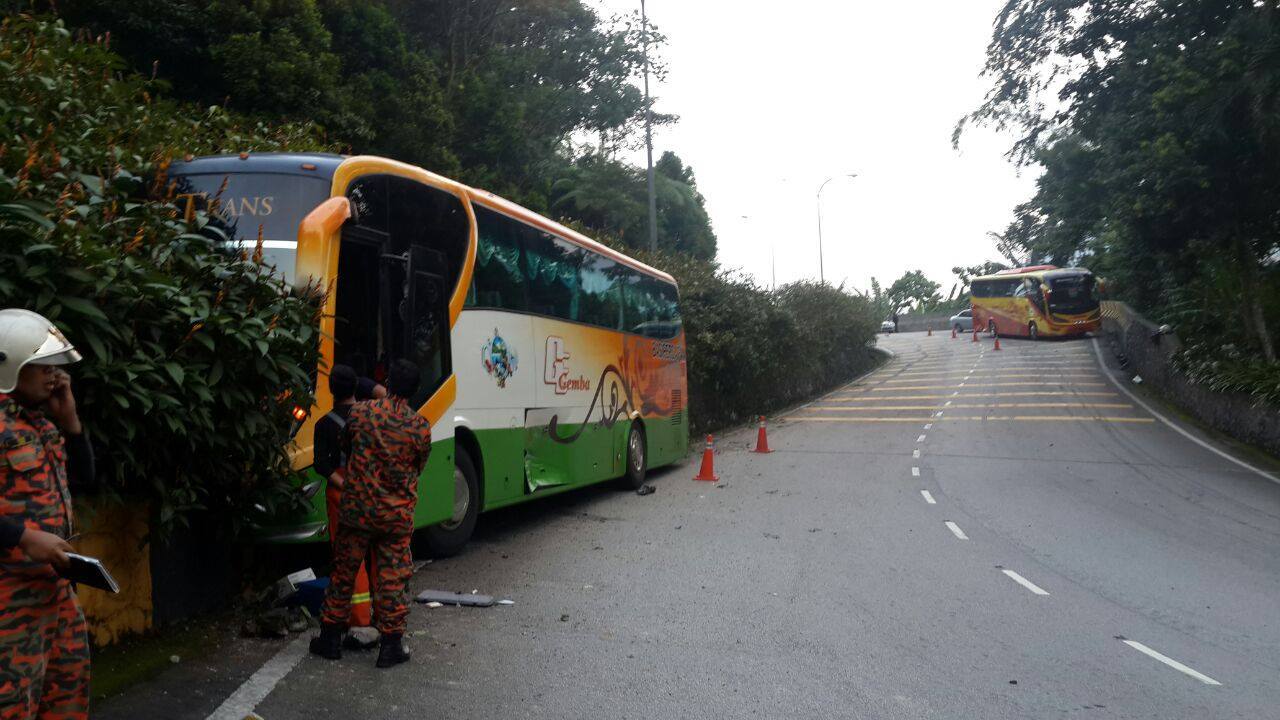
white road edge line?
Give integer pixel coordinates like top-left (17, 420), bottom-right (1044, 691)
top-left (206, 634), bottom-right (310, 720)
top-left (912, 466), bottom-right (921, 477)
top-left (1001, 569), bottom-right (1050, 596)
top-left (944, 521), bottom-right (968, 540)
top-left (1122, 639), bottom-right (1222, 686)
top-left (921, 490), bottom-right (936, 504)
top-left (1090, 338), bottom-right (1279, 485)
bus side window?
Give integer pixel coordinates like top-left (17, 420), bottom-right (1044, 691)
top-left (469, 207), bottom-right (528, 311)
top-left (524, 232), bottom-right (582, 322)
top-left (578, 254), bottom-right (625, 331)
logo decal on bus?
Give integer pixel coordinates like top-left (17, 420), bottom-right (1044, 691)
top-left (543, 336), bottom-right (590, 394)
top-left (481, 328), bottom-right (518, 388)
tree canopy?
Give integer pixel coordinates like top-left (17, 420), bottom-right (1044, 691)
top-left (51, 0), bottom-right (714, 258)
top-left (962, 0), bottom-right (1280, 383)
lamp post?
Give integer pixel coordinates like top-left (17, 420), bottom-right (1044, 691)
top-left (642, 0), bottom-right (658, 252)
top-left (816, 173), bottom-right (857, 284)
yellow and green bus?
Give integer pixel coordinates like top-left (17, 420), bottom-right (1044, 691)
top-left (970, 265), bottom-right (1101, 339)
top-left (168, 152), bottom-right (689, 554)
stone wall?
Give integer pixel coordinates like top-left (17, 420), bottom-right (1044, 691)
top-left (1099, 301), bottom-right (1280, 456)
top-left (893, 312), bottom-right (957, 333)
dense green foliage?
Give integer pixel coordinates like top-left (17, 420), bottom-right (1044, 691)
top-left (51, 0), bottom-right (717, 258)
top-left (963, 0), bottom-right (1280, 402)
top-left (632, 250), bottom-right (880, 433)
top-left (0, 16), bottom-right (327, 531)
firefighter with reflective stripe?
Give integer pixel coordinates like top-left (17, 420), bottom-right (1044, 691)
top-left (311, 359), bottom-right (432, 668)
top-left (0, 309), bottom-right (95, 720)
top-left (313, 364), bottom-right (383, 632)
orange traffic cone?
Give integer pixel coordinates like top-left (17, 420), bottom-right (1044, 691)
top-left (694, 435), bottom-right (719, 481)
top-left (972, 327), bottom-right (979, 343)
top-left (993, 335), bottom-right (1002, 351)
top-left (951, 326), bottom-right (957, 339)
top-left (754, 416), bottom-right (774, 453)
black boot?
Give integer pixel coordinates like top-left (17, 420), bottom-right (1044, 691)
top-left (375, 633), bottom-right (410, 668)
top-left (308, 622), bottom-right (345, 660)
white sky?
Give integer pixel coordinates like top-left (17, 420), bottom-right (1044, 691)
top-left (591, 0), bottom-right (1039, 297)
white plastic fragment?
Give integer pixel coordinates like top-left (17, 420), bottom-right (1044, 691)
top-left (497, 599), bottom-right (515, 606)
top-left (1132, 375), bottom-right (1143, 384)
top-left (426, 601), bottom-right (444, 608)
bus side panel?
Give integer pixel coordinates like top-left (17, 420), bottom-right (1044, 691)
top-left (451, 310), bottom-right (536, 508)
top-left (414, 435), bottom-right (456, 529)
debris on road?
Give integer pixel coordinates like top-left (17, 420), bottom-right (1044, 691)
top-left (635, 484), bottom-right (655, 496)
top-left (415, 589), bottom-right (496, 607)
top-left (425, 601), bottom-right (444, 608)
top-left (1132, 375), bottom-right (1143, 384)
top-left (273, 568), bottom-right (316, 604)
top-left (497, 599), bottom-right (515, 606)
top-left (413, 559), bottom-right (433, 573)
top-left (345, 626), bottom-right (379, 649)
top-left (559, 614), bottom-right (570, 622)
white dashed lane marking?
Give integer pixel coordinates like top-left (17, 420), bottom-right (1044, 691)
top-left (1001, 569), bottom-right (1050, 596)
top-left (921, 490), bottom-right (936, 504)
top-left (945, 521), bottom-right (968, 540)
top-left (1121, 639), bottom-right (1222, 686)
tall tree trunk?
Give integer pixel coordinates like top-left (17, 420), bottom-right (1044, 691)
top-left (1236, 237), bottom-right (1276, 362)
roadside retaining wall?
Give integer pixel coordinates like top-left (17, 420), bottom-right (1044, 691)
top-left (1099, 301), bottom-right (1280, 456)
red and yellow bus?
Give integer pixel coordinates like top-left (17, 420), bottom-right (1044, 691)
top-left (970, 265), bottom-right (1101, 339)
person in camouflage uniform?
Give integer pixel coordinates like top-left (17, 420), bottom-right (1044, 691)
top-left (0, 310), bottom-right (95, 720)
top-left (311, 359), bottom-right (431, 668)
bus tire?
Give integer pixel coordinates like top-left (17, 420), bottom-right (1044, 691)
top-left (421, 449), bottom-right (480, 558)
top-left (988, 320), bottom-right (998, 337)
top-left (620, 422), bottom-right (647, 490)
top-left (1028, 322), bottom-right (1038, 340)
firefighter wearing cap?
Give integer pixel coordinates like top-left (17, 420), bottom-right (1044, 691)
top-left (0, 309), bottom-right (95, 720)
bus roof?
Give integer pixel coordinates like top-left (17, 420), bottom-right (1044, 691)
top-left (167, 152), bottom-right (346, 180)
top-left (974, 266), bottom-right (1094, 283)
top-left (169, 152), bottom-right (677, 287)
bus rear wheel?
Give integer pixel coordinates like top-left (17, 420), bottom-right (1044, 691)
top-left (420, 448), bottom-right (479, 558)
top-left (1028, 322), bottom-right (1038, 340)
top-left (988, 320), bottom-right (998, 337)
top-left (620, 422), bottom-right (647, 490)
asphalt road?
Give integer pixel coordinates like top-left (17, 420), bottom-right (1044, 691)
top-left (99, 331), bottom-right (1280, 719)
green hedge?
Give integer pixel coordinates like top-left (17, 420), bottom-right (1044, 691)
top-left (0, 16), bottom-right (329, 533)
top-left (631, 250), bottom-right (881, 434)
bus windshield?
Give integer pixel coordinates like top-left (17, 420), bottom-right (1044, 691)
top-left (168, 172), bottom-right (331, 285)
top-left (1047, 274), bottom-right (1098, 314)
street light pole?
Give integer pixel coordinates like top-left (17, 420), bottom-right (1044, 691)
top-left (642, 0), bottom-right (658, 253)
top-left (815, 173), bottom-right (857, 284)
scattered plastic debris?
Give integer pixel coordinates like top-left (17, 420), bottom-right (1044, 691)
top-left (345, 626), bottom-right (379, 649)
top-left (635, 484), bottom-right (655, 496)
top-left (497, 599), bottom-right (515, 606)
top-left (415, 589), bottom-right (495, 607)
top-left (1132, 375), bottom-right (1143, 384)
top-left (559, 614), bottom-right (570, 622)
top-left (425, 601), bottom-right (444, 608)
top-left (169, 655), bottom-right (180, 664)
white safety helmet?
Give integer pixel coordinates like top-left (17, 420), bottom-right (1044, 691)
top-left (0, 309), bottom-right (82, 394)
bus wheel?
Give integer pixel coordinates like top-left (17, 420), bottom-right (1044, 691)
top-left (421, 449), bottom-right (480, 558)
top-left (620, 422), bottom-right (647, 490)
top-left (988, 320), bottom-right (998, 337)
top-left (1028, 322), bottom-right (1038, 340)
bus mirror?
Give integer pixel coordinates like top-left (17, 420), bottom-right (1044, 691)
top-left (295, 197), bottom-right (352, 290)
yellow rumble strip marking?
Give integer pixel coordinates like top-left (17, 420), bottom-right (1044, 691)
top-left (802, 403), bottom-right (1134, 411)
top-left (793, 415), bottom-right (1155, 424)
top-left (856, 383), bottom-right (1108, 391)
top-left (881, 374), bottom-right (1100, 383)
top-left (824, 392), bottom-right (1122, 401)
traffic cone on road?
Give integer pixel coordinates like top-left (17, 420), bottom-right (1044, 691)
top-left (753, 416), bottom-right (774, 454)
top-left (972, 327), bottom-right (979, 343)
top-left (993, 335), bottom-right (1002, 351)
top-left (694, 435), bottom-right (719, 481)
top-left (951, 326), bottom-right (957, 339)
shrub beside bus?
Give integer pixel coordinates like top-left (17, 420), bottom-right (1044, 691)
top-left (970, 265), bottom-right (1101, 339)
top-left (167, 152), bottom-right (689, 553)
